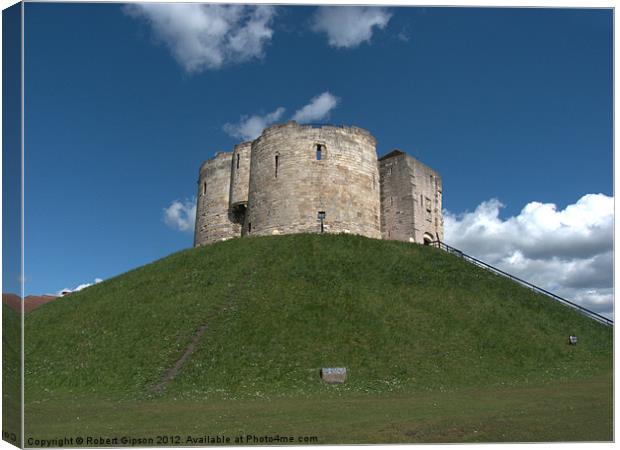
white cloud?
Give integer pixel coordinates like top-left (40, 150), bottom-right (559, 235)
top-left (311, 6), bottom-right (391, 48)
top-left (123, 4), bottom-right (276, 72)
top-left (444, 194), bottom-right (614, 318)
top-left (397, 29), bottom-right (410, 43)
top-left (164, 198), bottom-right (196, 233)
top-left (292, 92), bottom-right (339, 124)
top-left (224, 91), bottom-right (340, 140)
top-left (223, 107), bottom-right (286, 141)
top-left (57, 278), bottom-right (103, 296)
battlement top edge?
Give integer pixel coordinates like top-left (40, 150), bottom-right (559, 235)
top-left (199, 151), bottom-right (233, 170)
top-left (380, 148), bottom-right (442, 178)
top-left (233, 141), bottom-right (253, 151)
top-left (257, 121), bottom-right (376, 144)
top-left (378, 149), bottom-right (407, 161)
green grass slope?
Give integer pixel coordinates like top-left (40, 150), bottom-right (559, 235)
top-left (3, 305), bottom-right (22, 446)
top-left (25, 234), bottom-right (612, 402)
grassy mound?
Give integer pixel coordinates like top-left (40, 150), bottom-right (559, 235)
top-left (3, 304), bottom-right (22, 446)
top-left (24, 234), bottom-right (612, 401)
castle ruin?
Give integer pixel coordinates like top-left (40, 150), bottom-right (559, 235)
top-left (194, 121), bottom-right (443, 246)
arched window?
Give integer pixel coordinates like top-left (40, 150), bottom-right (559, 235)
top-left (316, 144), bottom-right (325, 160)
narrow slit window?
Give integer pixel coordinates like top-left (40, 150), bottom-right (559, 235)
top-left (203, 182), bottom-right (206, 195)
top-left (236, 153), bottom-right (240, 169)
top-left (248, 222), bottom-right (252, 233)
top-left (275, 154), bottom-right (279, 178)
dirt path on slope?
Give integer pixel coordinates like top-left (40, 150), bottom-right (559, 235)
top-left (152, 323), bottom-right (209, 392)
top-left (152, 255), bottom-right (264, 392)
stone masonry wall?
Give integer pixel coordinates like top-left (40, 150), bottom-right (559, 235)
top-left (194, 152), bottom-right (240, 246)
top-left (229, 141), bottom-right (252, 230)
top-left (229, 141), bottom-right (252, 207)
top-left (379, 151), bottom-right (416, 241)
top-left (379, 151), bottom-right (443, 243)
top-left (411, 157), bottom-right (443, 242)
top-left (245, 122), bottom-right (381, 239)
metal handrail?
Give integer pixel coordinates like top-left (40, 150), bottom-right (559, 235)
top-left (428, 240), bottom-right (613, 327)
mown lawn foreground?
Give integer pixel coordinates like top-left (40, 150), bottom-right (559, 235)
top-left (25, 373), bottom-right (612, 444)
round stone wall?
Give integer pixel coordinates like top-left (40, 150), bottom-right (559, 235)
top-left (228, 141), bottom-right (252, 227)
top-left (229, 141), bottom-right (252, 206)
top-left (194, 152), bottom-right (239, 246)
top-left (245, 122), bottom-right (381, 239)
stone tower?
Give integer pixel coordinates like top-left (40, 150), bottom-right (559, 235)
top-left (245, 122), bottom-right (381, 238)
top-left (378, 150), bottom-right (443, 243)
top-left (193, 121), bottom-right (443, 246)
top-left (193, 152), bottom-right (237, 245)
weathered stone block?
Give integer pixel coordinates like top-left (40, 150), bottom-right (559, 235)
top-left (320, 367), bottom-right (347, 384)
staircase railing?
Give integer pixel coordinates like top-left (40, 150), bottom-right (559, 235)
top-left (428, 240), bottom-right (613, 327)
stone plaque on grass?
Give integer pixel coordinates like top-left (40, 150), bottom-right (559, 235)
top-left (320, 367), bottom-right (347, 384)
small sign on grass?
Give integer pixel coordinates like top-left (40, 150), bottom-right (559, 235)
top-left (320, 367), bottom-right (347, 384)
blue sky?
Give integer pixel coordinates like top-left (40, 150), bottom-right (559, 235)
top-left (15, 4), bottom-right (613, 315)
